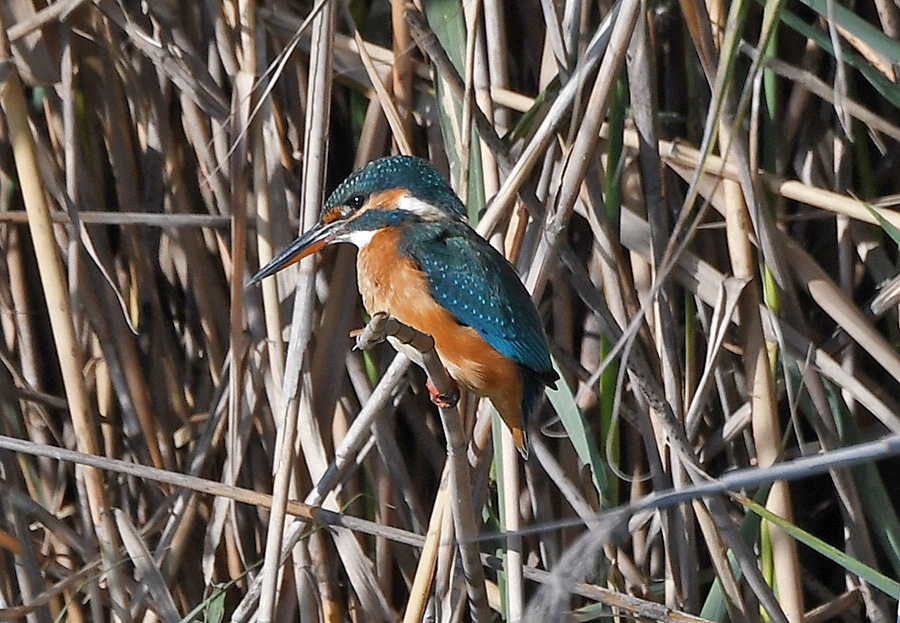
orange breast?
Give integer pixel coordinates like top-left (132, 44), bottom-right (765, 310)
top-left (357, 229), bottom-right (526, 449)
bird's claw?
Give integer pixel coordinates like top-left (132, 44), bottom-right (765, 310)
top-left (426, 377), bottom-right (459, 409)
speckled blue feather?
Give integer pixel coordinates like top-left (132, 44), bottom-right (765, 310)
top-left (397, 221), bottom-right (558, 389)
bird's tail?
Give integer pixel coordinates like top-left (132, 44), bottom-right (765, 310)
top-left (510, 427), bottom-right (529, 459)
top-left (494, 388), bottom-right (531, 460)
top-left (494, 372), bottom-right (549, 459)
top-left (514, 376), bottom-right (550, 459)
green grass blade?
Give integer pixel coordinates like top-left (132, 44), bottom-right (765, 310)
top-left (865, 203), bottom-right (900, 248)
top-left (774, 6), bottom-right (900, 108)
top-left (795, 0), bottom-right (900, 65)
top-left (545, 358), bottom-right (609, 504)
top-left (422, 0), bottom-right (485, 220)
top-left (736, 494), bottom-right (900, 598)
top-left (828, 384), bottom-right (900, 577)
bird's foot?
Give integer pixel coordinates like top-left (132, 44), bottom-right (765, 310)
top-left (426, 377), bottom-right (459, 409)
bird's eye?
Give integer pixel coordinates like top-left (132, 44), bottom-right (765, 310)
top-left (347, 194), bottom-right (366, 211)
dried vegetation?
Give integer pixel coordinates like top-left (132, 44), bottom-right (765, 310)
top-left (1, 0), bottom-right (900, 621)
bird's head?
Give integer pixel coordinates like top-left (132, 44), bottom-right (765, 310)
top-left (249, 155), bottom-right (466, 284)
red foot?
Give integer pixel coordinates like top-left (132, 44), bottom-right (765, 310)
top-left (426, 377), bottom-right (460, 408)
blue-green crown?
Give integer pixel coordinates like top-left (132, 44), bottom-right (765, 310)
top-left (324, 156), bottom-right (466, 218)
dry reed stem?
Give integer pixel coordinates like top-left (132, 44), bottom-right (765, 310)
top-left (0, 16), bottom-right (130, 621)
top-left (2, 1), bottom-right (900, 621)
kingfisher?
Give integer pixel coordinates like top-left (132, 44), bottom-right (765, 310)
top-left (249, 156), bottom-right (558, 457)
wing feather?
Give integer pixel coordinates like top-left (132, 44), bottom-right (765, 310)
top-left (400, 222), bottom-right (556, 384)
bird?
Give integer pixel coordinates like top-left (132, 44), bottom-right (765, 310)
top-left (249, 155), bottom-right (558, 458)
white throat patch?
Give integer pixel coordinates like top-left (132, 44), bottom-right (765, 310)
top-left (340, 229), bottom-right (378, 248)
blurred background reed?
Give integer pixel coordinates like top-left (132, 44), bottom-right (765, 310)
top-left (1, 0), bottom-right (900, 621)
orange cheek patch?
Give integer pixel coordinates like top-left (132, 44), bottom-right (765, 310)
top-left (369, 188), bottom-right (408, 210)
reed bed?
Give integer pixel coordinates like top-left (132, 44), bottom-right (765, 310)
top-left (1, 0), bottom-right (899, 621)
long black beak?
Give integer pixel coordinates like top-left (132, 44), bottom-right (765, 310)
top-left (247, 219), bottom-right (346, 285)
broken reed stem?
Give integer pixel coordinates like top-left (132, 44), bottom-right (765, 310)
top-left (355, 312), bottom-right (490, 623)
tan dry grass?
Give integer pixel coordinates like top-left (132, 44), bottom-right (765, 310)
top-left (1, 1), bottom-right (899, 622)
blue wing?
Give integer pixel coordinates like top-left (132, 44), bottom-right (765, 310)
top-left (400, 222), bottom-right (556, 384)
